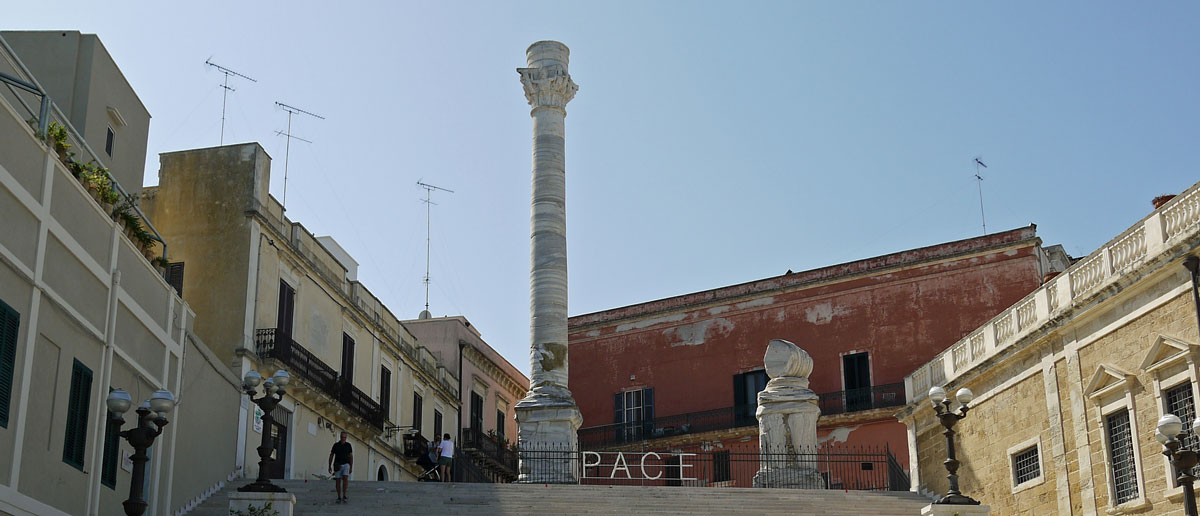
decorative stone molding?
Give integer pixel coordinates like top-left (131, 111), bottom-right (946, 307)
top-left (1139, 333), bottom-right (1200, 375)
top-left (518, 41), bottom-right (578, 111)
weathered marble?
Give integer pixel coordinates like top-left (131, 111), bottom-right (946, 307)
top-left (753, 339), bottom-right (825, 489)
top-left (515, 40), bottom-right (582, 482)
top-left (921, 503), bottom-right (992, 515)
top-left (229, 491), bottom-right (295, 516)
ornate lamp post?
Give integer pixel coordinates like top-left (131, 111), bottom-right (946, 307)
top-left (1157, 414), bottom-right (1200, 516)
top-left (929, 386), bottom-right (981, 505)
top-left (238, 369), bottom-right (290, 493)
top-left (106, 388), bottom-right (176, 516)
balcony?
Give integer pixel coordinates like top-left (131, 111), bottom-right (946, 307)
top-left (578, 384), bottom-right (907, 448)
top-left (461, 428), bottom-right (519, 482)
top-left (254, 328), bottom-right (384, 429)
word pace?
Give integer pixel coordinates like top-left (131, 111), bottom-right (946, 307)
top-left (581, 451), bottom-right (698, 480)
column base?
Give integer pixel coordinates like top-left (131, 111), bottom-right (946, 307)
top-left (752, 468), bottom-right (825, 489)
top-left (230, 491), bottom-right (296, 516)
top-left (515, 402), bottom-right (582, 484)
top-left (921, 502), bottom-right (991, 515)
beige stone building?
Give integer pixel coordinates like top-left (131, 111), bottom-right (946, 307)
top-left (900, 182), bottom-right (1200, 515)
top-left (0, 33), bottom-right (242, 515)
top-left (141, 143), bottom-right (462, 482)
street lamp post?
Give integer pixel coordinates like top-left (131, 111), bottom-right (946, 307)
top-left (106, 388), bottom-right (176, 516)
top-left (238, 369), bottom-right (290, 493)
top-left (1157, 414), bottom-right (1200, 516)
top-left (929, 386), bottom-right (981, 505)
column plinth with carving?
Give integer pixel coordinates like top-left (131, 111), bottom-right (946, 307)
top-left (514, 40), bottom-right (583, 484)
top-left (753, 339), bottom-right (825, 489)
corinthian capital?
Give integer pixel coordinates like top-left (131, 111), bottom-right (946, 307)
top-left (518, 65), bottom-right (578, 110)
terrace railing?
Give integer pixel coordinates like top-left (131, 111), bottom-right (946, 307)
top-left (255, 328), bottom-right (384, 429)
top-left (818, 383), bottom-right (906, 415)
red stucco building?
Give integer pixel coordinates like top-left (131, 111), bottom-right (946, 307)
top-left (567, 226), bottom-right (1071, 476)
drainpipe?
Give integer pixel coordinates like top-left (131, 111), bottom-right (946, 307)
top-left (1184, 256), bottom-right (1200, 339)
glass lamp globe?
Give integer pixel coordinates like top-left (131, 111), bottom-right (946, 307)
top-left (106, 389), bottom-right (133, 414)
top-left (1193, 417), bottom-right (1200, 436)
top-left (243, 370), bottom-right (263, 389)
top-left (1156, 429), bottom-right (1172, 445)
top-left (149, 389), bottom-right (176, 414)
top-left (272, 370), bottom-right (290, 388)
top-left (1159, 414), bottom-right (1184, 439)
top-left (956, 388), bottom-right (975, 405)
top-left (928, 386), bottom-right (948, 404)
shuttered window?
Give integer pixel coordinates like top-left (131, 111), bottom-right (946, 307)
top-left (0, 299), bottom-right (19, 428)
top-left (101, 415), bottom-right (120, 488)
top-left (63, 360), bottom-right (94, 470)
top-left (165, 262), bottom-right (185, 296)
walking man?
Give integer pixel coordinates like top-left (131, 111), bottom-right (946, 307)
top-left (438, 433), bottom-right (454, 482)
top-left (328, 431), bottom-right (353, 503)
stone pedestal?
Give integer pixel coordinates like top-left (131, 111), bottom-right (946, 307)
top-left (753, 339), bottom-right (824, 489)
top-left (921, 503), bottom-right (991, 515)
top-left (515, 403), bottom-right (583, 483)
top-left (229, 491), bottom-right (295, 516)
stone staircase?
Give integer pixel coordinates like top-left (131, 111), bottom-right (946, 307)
top-left (189, 479), bottom-right (934, 515)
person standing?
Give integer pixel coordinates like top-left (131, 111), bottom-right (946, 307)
top-left (437, 433), bottom-right (454, 482)
top-left (328, 431), bottom-right (353, 503)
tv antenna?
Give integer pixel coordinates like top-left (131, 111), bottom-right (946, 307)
top-left (204, 58), bottom-right (257, 145)
top-left (274, 102), bottom-right (324, 208)
top-left (974, 157), bottom-right (988, 235)
top-left (417, 180), bottom-right (454, 317)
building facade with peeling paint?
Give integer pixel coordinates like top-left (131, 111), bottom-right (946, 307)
top-left (568, 225), bottom-right (1072, 473)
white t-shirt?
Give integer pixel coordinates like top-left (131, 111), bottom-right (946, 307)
top-left (439, 439), bottom-right (454, 458)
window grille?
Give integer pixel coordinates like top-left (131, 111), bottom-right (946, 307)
top-left (1164, 383), bottom-right (1199, 486)
top-left (1012, 445), bottom-right (1040, 485)
top-left (1105, 410), bottom-right (1138, 504)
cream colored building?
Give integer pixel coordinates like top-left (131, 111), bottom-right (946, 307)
top-left (0, 33), bottom-right (242, 516)
top-left (403, 316), bottom-right (528, 445)
top-left (900, 182), bottom-right (1200, 515)
top-left (141, 143), bottom-right (462, 482)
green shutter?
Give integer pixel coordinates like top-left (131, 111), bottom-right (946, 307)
top-left (0, 300), bottom-right (19, 428)
top-left (101, 410), bottom-right (119, 488)
top-left (62, 360), bottom-right (93, 469)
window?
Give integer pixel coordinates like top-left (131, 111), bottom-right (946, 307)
top-left (340, 333), bottom-right (355, 381)
top-left (733, 371), bottom-right (767, 426)
top-left (434, 409), bottom-right (442, 439)
top-left (412, 392), bottom-right (423, 432)
top-left (165, 262), bottom-right (185, 296)
top-left (496, 410), bottom-right (506, 439)
top-left (843, 352), bottom-right (872, 412)
top-left (379, 366), bottom-right (391, 421)
top-left (470, 392), bottom-right (484, 436)
top-left (63, 360), bottom-right (94, 469)
top-left (0, 299), bottom-right (19, 428)
top-left (276, 280), bottom-right (295, 337)
top-left (1012, 446), bottom-right (1040, 485)
top-left (105, 127), bottom-right (115, 157)
top-left (713, 450), bottom-right (731, 483)
top-left (613, 388), bottom-right (654, 442)
top-left (1105, 410), bottom-right (1139, 504)
top-left (1164, 382), bottom-right (1199, 486)
top-left (101, 404), bottom-right (120, 488)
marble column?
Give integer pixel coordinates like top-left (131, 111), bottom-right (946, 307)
top-left (514, 40), bottom-right (582, 483)
top-left (753, 339), bottom-right (825, 489)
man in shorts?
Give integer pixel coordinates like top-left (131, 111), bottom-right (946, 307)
top-left (438, 433), bottom-right (454, 482)
top-left (328, 431), bottom-right (353, 503)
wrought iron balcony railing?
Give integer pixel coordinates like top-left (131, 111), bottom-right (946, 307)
top-left (255, 328), bottom-right (384, 429)
top-left (578, 383), bottom-right (907, 448)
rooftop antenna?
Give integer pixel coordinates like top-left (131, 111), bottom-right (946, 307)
top-left (974, 157), bottom-right (988, 235)
top-left (416, 180), bottom-right (454, 319)
top-left (274, 102), bottom-right (324, 208)
top-left (204, 58), bottom-right (257, 145)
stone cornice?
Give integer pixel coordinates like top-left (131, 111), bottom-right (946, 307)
top-left (464, 345), bottom-right (527, 400)
top-left (518, 65), bottom-right (577, 110)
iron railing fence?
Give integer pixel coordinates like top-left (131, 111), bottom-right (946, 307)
top-left (462, 428), bottom-right (518, 475)
top-left (511, 443), bottom-right (909, 490)
top-left (579, 384), bottom-right (907, 448)
top-left (818, 382), bottom-right (906, 415)
top-left (255, 328), bottom-right (384, 428)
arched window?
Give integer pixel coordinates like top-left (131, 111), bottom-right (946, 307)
top-left (377, 464), bottom-right (388, 481)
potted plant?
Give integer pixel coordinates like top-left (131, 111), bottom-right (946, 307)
top-left (44, 122), bottom-right (71, 162)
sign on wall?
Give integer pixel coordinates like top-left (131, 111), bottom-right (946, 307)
top-left (582, 451), bottom-right (697, 480)
top-left (253, 406), bottom-right (264, 433)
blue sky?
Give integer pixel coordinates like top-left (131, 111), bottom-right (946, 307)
top-left (8, 2), bottom-right (1197, 374)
